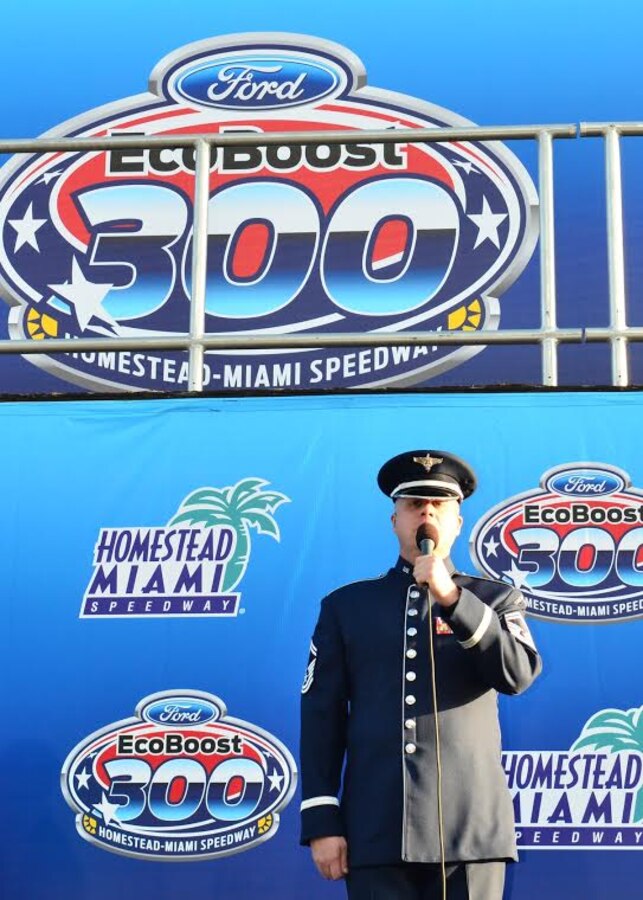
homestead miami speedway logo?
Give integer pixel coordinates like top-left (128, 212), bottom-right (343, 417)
top-left (503, 705), bottom-right (643, 849)
top-left (470, 463), bottom-right (643, 623)
top-left (61, 691), bottom-right (297, 860)
top-left (81, 478), bottom-right (288, 617)
top-left (0, 32), bottom-right (538, 392)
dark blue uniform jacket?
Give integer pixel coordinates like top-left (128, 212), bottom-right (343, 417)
top-left (300, 557), bottom-right (542, 867)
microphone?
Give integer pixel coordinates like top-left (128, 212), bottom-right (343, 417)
top-left (416, 523), bottom-right (439, 557)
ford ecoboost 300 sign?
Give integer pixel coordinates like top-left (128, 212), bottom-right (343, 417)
top-left (0, 33), bottom-right (538, 391)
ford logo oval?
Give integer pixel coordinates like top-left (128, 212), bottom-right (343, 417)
top-left (142, 696), bottom-right (219, 726)
top-left (546, 468), bottom-right (624, 497)
top-left (174, 55), bottom-right (341, 110)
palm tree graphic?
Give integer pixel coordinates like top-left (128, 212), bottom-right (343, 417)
top-left (570, 706), bottom-right (643, 824)
top-left (168, 478), bottom-right (289, 592)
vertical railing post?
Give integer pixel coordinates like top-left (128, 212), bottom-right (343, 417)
top-left (605, 126), bottom-right (629, 386)
top-left (538, 130), bottom-right (559, 386)
top-left (188, 139), bottom-right (210, 391)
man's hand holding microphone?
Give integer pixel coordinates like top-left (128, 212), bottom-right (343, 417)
top-left (413, 523), bottom-right (461, 608)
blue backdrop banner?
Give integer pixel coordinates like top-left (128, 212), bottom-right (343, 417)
top-left (0, 391), bottom-right (641, 899)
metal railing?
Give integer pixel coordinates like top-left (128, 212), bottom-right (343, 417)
top-left (0, 122), bottom-right (639, 390)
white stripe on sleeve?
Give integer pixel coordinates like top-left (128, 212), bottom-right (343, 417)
top-left (459, 605), bottom-right (493, 649)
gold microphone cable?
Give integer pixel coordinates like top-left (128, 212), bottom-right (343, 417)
top-left (416, 524), bottom-right (447, 900)
top-left (427, 592), bottom-right (447, 900)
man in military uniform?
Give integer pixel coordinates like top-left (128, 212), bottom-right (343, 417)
top-left (300, 450), bottom-right (542, 899)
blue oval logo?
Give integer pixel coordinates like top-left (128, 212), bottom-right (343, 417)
top-left (61, 690), bottom-right (297, 861)
top-left (142, 696), bottom-right (219, 726)
top-left (546, 468), bottom-right (624, 496)
top-left (469, 461), bottom-right (643, 624)
top-left (0, 34), bottom-right (538, 391)
top-left (175, 56), bottom-right (341, 110)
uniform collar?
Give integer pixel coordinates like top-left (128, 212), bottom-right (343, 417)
top-left (394, 555), bottom-right (457, 577)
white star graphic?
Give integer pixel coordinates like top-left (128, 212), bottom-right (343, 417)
top-left (268, 771), bottom-right (284, 792)
top-left (467, 197), bottom-right (507, 249)
top-left (49, 258), bottom-right (117, 332)
top-left (8, 203), bottom-right (47, 252)
top-left (453, 160), bottom-right (479, 175)
top-left (38, 170), bottom-right (63, 185)
top-left (93, 792), bottom-right (122, 826)
top-left (483, 535), bottom-right (500, 557)
top-left (502, 560), bottom-right (531, 590)
top-left (75, 768), bottom-right (91, 790)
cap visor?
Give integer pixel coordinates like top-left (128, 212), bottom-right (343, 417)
top-left (392, 485), bottom-right (462, 501)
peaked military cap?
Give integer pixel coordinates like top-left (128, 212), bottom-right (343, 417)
top-left (377, 449), bottom-right (477, 502)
